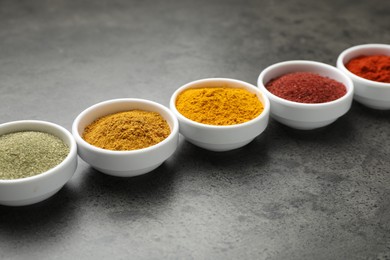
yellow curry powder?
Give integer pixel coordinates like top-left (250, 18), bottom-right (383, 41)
top-left (175, 87), bottom-right (264, 125)
top-left (83, 110), bottom-right (170, 151)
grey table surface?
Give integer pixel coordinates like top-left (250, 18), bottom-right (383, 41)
top-left (1, 0), bottom-right (390, 259)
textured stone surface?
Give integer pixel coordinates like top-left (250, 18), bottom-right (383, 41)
top-left (0, 0), bottom-right (390, 259)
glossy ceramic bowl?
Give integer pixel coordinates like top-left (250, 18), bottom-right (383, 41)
top-left (257, 60), bottom-right (354, 130)
top-left (72, 98), bottom-right (179, 177)
top-left (170, 78), bottom-right (270, 152)
top-left (337, 43), bottom-right (390, 110)
top-left (0, 120), bottom-right (77, 206)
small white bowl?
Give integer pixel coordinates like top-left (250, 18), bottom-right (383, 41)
top-left (337, 43), bottom-right (390, 110)
top-left (257, 60), bottom-right (354, 130)
top-left (170, 78), bottom-right (270, 152)
top-left (72, 98), bottom-right (179, 177)
top-left (0, 120), bottom-right (77, 206)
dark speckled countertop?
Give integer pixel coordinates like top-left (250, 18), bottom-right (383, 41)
top-left (0, 0), bottom-right (389, 259)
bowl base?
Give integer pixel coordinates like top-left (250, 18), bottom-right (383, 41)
top-left (186, 137), bottom-right (255, 152)
top-left (0, 187), bottom-right (62, 206)
top-left (93, 163), bottom-right (163, 177)
top-left (272, 114), bottom-right (337, 130)
top-left (354, 95), bottom-right (390, 110)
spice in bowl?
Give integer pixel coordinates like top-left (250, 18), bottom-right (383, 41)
top-left (0, 131), bottom-right (69, 180)
top-left (265, 72), bottom-right (347, 103)
top-left (175, 87), bottom-right (264, 125)
top-left (345, 55), bottom-right (390, 83)
top-left (82, 110), bottom-right (171, 151)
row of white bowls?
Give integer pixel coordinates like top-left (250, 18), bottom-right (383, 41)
top-left (0, 44), bottom-right (389, 206)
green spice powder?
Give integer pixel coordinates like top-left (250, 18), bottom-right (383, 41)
top-left (0, 131), bottom-right (69, 180)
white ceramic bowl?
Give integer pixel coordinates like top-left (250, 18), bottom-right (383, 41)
top-left (170, 78), bottom-right (270, 152)
top-left (337, 43), bottom-right (390, 110)
top-left (257, 60), bottom-right (354, 130)
top-left (0, 120), bottom-right (77, 206)
top-left (72, 98), bottom-right (179, 177)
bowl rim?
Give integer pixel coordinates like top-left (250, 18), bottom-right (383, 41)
top-left (257, 60), bottom-right (354, 107)
top-left (72, 98), bottom-right (179, 155)
top-left (169, 77), bottom-right (270, 129)
top-left (336, 43), bottom-right (390, 88)
top-left (0, 120), bottom-right (77, 184)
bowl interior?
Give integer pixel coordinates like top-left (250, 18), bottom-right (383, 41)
top-left (0, 120), bottom-right (76, 183)
top-left (171, 78), bottom-right (270, 127)
top-left (75, 99), bottom-right (177, 138)
top-left (0, 121), bottom-right (74, 147)
top-left (259, 61), bottom-right (353, 105)
top-left (338, 44), bottom-right (390, 87)
top-left (340, 44), bottom-right (390, 66)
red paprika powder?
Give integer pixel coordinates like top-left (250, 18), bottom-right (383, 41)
top-left (265, 72), bottom-right (347, 103)
top-left (345, 55), bottom-right (390, 83)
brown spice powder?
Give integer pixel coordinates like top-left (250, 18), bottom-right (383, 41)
top-left (82, 110), bottom-right (171, 151)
